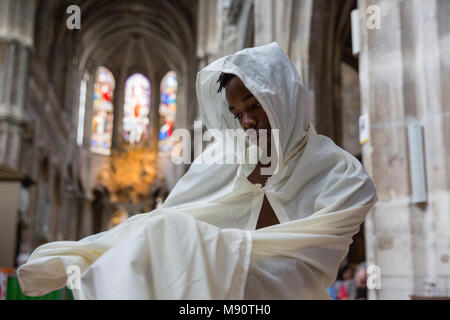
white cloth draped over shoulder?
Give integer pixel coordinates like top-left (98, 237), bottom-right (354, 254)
top-left (17, 42), bottom-right (377, 299)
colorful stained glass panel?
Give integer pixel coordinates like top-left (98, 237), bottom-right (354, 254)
top-left (123, 74), bottom-right (151, 144)
top-left (159, 71), bottom-right (177, 153)
top-left (91, 67), bottom-right (115, 155)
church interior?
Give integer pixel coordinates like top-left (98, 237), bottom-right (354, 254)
top-left (0, 0), bottom-right (449, 300)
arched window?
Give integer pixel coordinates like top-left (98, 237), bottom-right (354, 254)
top-left (159, 71), bottom-right (177, 152)
top-left (123, 73), bottom-right (151, 144)
top-left (91, 67), bottom-right (115, 155)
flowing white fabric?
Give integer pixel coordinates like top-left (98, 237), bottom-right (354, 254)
top-left (17, 42), bottom-right (377, 299)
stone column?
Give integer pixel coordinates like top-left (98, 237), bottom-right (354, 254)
top-left (358, 0), bottom-right (450, 299)
top-left (112, 72), bottom-right (125, 149)
top-left (149, 73), bottom-right (162, 154)
top-left (0, 41), bottom-right (30, 168)
top-left (252, 0), bottom-right (316, 125)
top-left (0, 0), bottom-right (37, 169)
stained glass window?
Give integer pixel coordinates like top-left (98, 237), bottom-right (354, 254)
top-left (91, 67), bottom-right (115, 155)
top-left (123, 74), bottom-right (151, 144)
top-left (159, 71), bottom-right (177, 152)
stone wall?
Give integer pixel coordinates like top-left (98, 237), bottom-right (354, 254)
top-left (358, 0), bottom-right (450, 299)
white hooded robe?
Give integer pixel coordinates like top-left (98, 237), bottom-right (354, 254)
top-left (17, 42), bottom-right (377, 300)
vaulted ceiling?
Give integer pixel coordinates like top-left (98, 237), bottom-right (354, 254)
top-left (33, 0), bottom-right (197, 98)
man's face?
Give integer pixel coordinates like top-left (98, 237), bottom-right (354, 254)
top-left (225, 76), bottom-right (271, 145)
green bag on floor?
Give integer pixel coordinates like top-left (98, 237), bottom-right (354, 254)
top-left (6, 276), bottom-right (73, 300)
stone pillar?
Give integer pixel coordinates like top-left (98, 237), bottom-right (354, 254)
top-left (0, 0), bottom-right (37, 169)
top-left (175, 72), bottom-right (188, 131)
top-left (0, 167), bottom-right (22, 268)
top-left (197, 0), bottom-right (221, 63)
top-left (149, 73), bottom-right (162, 154)
top-left (247, 0), bottom-right (316, 124)
top-left (83, 65), bottom-right (96, 151)
top-left (359, 0), bottom-right (450, 299)
top-left (0, 41), bottom-right (30, 168)
top-left (112, 72), bottom-right (125, 149)
top-left (62, 180), bottom-right (77, 240)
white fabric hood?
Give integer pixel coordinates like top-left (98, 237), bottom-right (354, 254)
top-left (196, 41), bottom-right (311, 167)
top-left (17, 42), bottom-right (378, 300)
